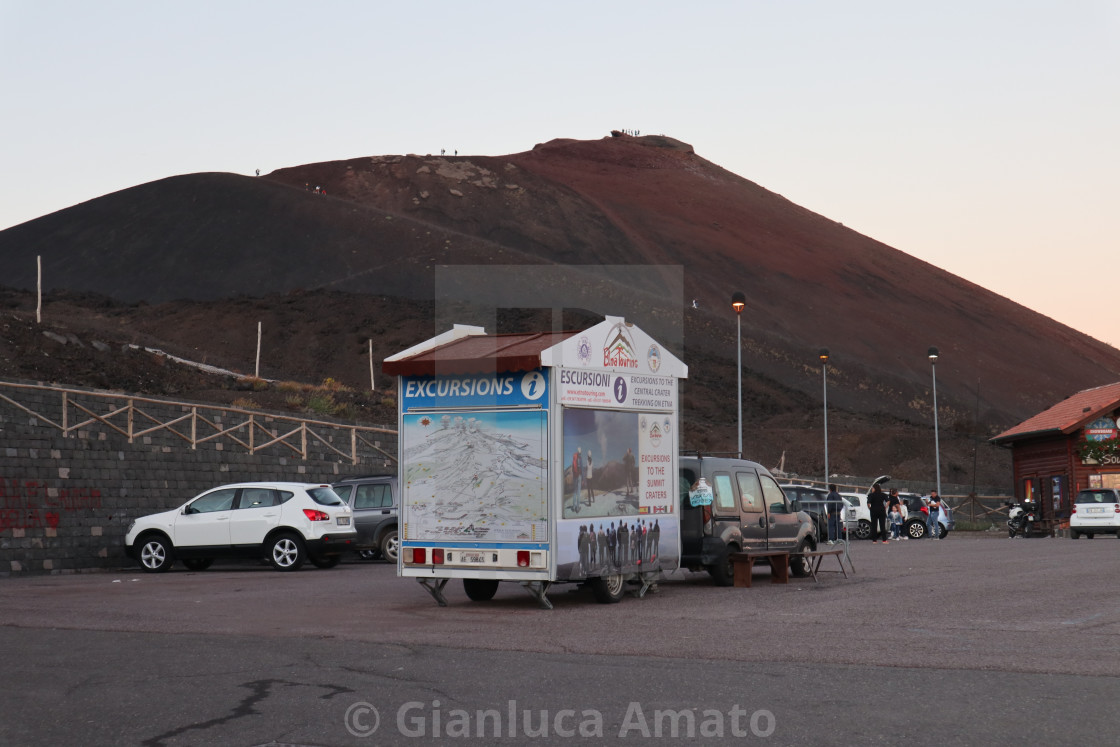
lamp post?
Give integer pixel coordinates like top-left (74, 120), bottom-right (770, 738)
top-left (732, 291), bottom-right (746, 457)
top-left (820, 348), bottom-right (829, 482)
top-left (929, 346), bottom-right (942, 498)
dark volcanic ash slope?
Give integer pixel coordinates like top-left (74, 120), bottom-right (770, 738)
top-left (2, 134), bottom-right (1119, 486)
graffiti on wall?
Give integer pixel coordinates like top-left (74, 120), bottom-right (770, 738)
top-left (0, 479), bottom-right (102, 531)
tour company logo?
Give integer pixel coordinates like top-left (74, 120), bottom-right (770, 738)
top-left (647, 344), bottom-right (661, 373)
top-left (603, 323), bottom-right (638, 369)
top-left (344, 699), bottom-right (776, 739)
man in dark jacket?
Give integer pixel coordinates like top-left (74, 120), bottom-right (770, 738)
top-left (869, 484), bottom-right (889, 543)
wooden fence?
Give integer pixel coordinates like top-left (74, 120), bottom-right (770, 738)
top-left (0, 380), bottom-right (397, 465)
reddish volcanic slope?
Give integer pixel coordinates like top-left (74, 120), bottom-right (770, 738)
top-left (1, 134), bottom-right (1119, 484)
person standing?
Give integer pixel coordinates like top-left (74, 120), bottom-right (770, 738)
top-left (588, 521), bottom-right (597, 568)
top-left (618, 520), bottom-right (629, 567)
top-left (826, 483), bottom-right (842, 545)
top-left (869, 484), bottom-right (889, 543)
top-left (584, 451), bottom-right (595, 505)
top-left (927, 491), bottom-right (943, 540)
top-left (888, 489), bottom-right (903, 540)
top-left (623, 447), bottom-right (636, 497)
top-left (570, 447), bottom-right (582, 513)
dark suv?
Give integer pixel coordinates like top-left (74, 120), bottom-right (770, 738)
top-left (679, 455), bottom-right (817, 585)
top-left (331, 476), bottom-right (399, 562)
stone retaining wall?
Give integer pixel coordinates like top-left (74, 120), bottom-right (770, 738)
top-left (0, 382), bottom-right (397, 575)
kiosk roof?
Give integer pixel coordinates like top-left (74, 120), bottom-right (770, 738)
top-left (382, 330), bottom-right (579, 377)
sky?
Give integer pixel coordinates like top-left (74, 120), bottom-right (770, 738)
top-left (2, 1), bottom-right (1118, 347)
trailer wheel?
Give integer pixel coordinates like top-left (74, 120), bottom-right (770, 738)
top-left (463, 578), bottom-right (499, 601)
top-left (590, 573), bottom-right (625, 604)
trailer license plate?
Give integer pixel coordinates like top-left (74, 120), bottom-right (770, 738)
top-left (336, 516), bottom-right (351, 526)
top-left (461, 552), bottom-right (486, 563)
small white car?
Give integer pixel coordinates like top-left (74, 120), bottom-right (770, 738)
top-left (1070, 488), bottom-right (1120, 539)
top-left (125, 482), bottom-right (357, 572)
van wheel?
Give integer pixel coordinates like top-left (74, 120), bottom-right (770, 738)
top-left (1069, 529), bottom-right (1079, 539)
top-left (463, 578), bottom-right (499, 601)
top-left (709, 548), bottom-right (736, 587)
top-left (590, 573), bottom-right (625, 603)
top-left (790, 540), bottom-right (815, 578)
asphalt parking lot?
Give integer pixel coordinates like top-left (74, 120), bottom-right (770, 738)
top-left (2, 532), bottom-right (1119, 745)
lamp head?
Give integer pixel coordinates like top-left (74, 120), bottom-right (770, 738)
top-left (819, 348), bottom-right (829, 364)
top-left (731, 291), bottom-right (746, 314)
top-left (928, 346), bottom-right (939, 363)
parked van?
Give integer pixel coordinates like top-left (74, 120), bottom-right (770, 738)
top-left (679, 455), bottom-right (817, 585)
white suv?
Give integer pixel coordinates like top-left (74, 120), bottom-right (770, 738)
top-left (125, 482), bottom-right (357, 572)
top-left (1070, 488), bottom-right (1120, 539)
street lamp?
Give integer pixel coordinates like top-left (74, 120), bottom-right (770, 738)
top-left (820, 348), bottom-right (830, 482)
top-left (929, 346), bottom-right (942, 498)
top-left (732, 291), bottom-right (746, 458)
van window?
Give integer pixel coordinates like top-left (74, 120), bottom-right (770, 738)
top-left (736, 471), bottom-right (763, 512)
top-left (712, 473), bottom-right (737, 513)
top-left (761, 474), bottom-right (789, 513)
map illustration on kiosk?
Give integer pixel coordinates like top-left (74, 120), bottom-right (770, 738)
top-left (401, 409), bottom-right (548, 542)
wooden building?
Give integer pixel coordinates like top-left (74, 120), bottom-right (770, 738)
top-left (991, 382), bottom-right (1120, 531)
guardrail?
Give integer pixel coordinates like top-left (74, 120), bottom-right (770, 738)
top-left (0, 380), bottom-right (397, 465)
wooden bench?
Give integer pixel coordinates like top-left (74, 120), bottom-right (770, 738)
top-left (728, 551), bottom-right (789, 587)
top-left (801, 548), bottom-right (851, 582)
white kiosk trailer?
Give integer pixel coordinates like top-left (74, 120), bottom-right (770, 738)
top-left (383, 316), bottom-right (688, 609)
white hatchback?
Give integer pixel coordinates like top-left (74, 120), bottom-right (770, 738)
top-left (125, 482), bottom-right (357, 572)
top-left (1070, 488), bottom-right (1120, 539)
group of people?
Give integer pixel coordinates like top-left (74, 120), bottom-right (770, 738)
top-left (574, 519), bottom-right (660, 576)
top-left (822, 483), bottom-right (944, 543)
top-left (866, 484), bottom-right (944, 542)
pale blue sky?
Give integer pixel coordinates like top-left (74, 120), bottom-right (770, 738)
top-left (2, 1), bottom-right (1117, 346)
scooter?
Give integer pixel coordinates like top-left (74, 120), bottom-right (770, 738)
top-left (1006, 500), bottom-right (1036, 538)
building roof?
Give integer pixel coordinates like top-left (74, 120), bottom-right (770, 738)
top-left (991, 381), bottom-right (1120, 444)
top-left (382, 329), bottom-right (579, 377)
